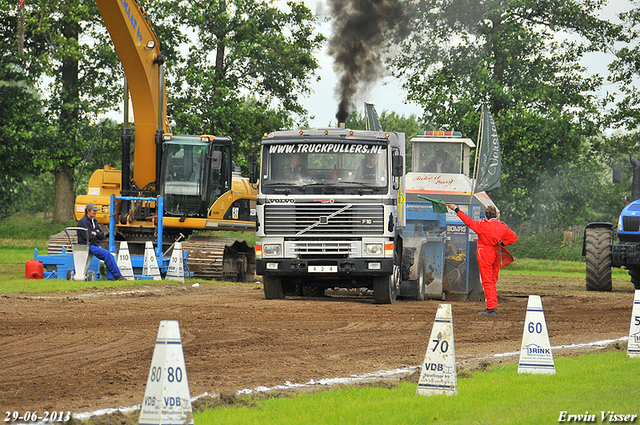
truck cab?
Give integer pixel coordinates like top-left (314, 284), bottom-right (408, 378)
top-left (253, 127), bottom-right (406, 303)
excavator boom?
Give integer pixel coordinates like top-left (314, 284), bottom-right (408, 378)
top-left (95, 0), bottom-right (166, 188)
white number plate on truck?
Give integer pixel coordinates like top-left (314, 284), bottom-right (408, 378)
top-left (308, 265), bottom-right (337, 273)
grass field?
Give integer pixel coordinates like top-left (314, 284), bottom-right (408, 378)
top-left (191, 350), bottom-right (638, 425)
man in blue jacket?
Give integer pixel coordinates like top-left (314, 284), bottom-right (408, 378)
top-left (77, 202), bottom-right (125, 281)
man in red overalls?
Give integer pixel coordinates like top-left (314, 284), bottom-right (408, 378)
top-left (446, 203), bottom-right (517, 317)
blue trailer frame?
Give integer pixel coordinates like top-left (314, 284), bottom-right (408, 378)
top-left (34, 195), bottom-right (188, 280)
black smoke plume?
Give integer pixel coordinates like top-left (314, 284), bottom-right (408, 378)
top-left (326, 0), bottom-right (410, 123)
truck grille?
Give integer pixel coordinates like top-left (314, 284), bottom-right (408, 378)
top-left (288, 241), bottom-right (357, 257)
top-left (623, 216), bottom-right (640, 232)
top-left (264, 203), bottom-right (384, 235)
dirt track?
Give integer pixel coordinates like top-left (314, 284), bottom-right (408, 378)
top-left (0, 278), bottom-right (635, 415)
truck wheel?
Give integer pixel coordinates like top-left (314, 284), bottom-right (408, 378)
top-left (373, 275), bottom-right (396, 304)
top-left (373, 263), bottom-right (399, 304)
top-left (628, 267), bottom-right (640, 290)
top-left (263, 276), bottom-right (285, 299)
top-left (585, 226), bottom-right (612, 292)
top-left (412, 255), bottom-right (426, 301)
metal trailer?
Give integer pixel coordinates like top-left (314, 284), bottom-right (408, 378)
top-left (398, 200), bottom-right (447, 300)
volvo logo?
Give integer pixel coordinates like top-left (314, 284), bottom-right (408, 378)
top-left (266, 198), bottom-right (295, 204)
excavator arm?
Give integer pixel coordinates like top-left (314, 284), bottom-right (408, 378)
top-left (95, 0), bottom-right (167, 189)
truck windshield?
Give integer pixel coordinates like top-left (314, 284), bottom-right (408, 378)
top-left (260, 143), bottom-right (388, 194)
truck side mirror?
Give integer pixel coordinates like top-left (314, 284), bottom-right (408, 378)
top-left (392, 155), bottom-right (404, 177)
top-left (613, 167), bottom-right (622, 184)
top-left (249, 153), bottom-right (258, 184)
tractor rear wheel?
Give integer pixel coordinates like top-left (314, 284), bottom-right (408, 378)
top-left (585, 226), bottom-right (612, 291)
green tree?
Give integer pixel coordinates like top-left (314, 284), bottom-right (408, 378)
top-left (607, 6), bottom-right (640, 130)
top-left (2, 0), bottom-right (122, 221)
top-left (379, 111), bottom-right (423, 166)
top-left (391, 0), bottom-right (631, 228)
top-left (0, 1), bottom-right (47, 217)
top-left (0, 75), bottom-right (47, 217)
top-left (164, 0), bottom-right (325, 173)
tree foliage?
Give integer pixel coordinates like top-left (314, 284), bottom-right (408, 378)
top-left (607, 5), bottom-right (640, 130)
top-left (158, 0), bottom-right (325, 173)
top-left (391, 0), bottom-right (632, 229)
top-left (0, 0), bottom-right (123, 221)
top-left (0, 78), bottom-right (47, 217)
top-left (0, 2), bottom-right (47, 217)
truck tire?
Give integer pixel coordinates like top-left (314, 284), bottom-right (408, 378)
top-left (412, 255), bottom-right (426, 301)
top-left (282, 279), bottom-right (302, 296)
top-left (373, 274), bottom-right (396, 304)
top-left (263, 276), bottom-right (285, 299)
top-left (585, 226), bottom-right (612, 292)
top-left (374, 257), bottom-right (399, 304)
top-left (628, 267), bottom-right (640, 290)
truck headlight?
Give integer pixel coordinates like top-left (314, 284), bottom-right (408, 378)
top-left (365, 243), bottom-right (383, 255)
top-left (263, 244), bottom-right (282, 256)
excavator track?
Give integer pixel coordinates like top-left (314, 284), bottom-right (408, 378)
top-left (181, 236), bottom-right (256, 282)
top-left (47, 232), bottom-right (256, 282)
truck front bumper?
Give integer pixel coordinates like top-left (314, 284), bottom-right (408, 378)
top-left (256, 258), bottom-right (394, 277)
top-left (612, 242), bottom-right (640, 268)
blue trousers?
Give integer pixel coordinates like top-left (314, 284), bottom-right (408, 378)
top-left (89, 245), bottom-right (122, 280)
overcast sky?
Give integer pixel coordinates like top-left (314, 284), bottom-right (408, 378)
top-left (301, 0), bottom-right (634, 129)
top-left (302, 0), bottom-right (422, 128)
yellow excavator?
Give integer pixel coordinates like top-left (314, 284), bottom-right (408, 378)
top-left (48, 0), bottom-right (257, 281)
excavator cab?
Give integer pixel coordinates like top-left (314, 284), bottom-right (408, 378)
top-left (160, 135), bottom-right (232, 218)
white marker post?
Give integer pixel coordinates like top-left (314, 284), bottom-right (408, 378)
top-left (518, 295), bottom-right (556, 374)
top-left (138, 320), bottom-right (194, 425)
top-left (143, 241), bottom-right (161, 280)
top-left (416, 303), bottom-right (457, 396)
top-left (627, 290), bottom-right (640, 358)
top-left (166, 242), bottom-right (185, 283)
top-left (116, 242), bottom-right (135, 280)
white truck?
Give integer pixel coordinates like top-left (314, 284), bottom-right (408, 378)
top-left (249, 128), bottom-right (493, 303)
top-left (250, 127), bottom-right (408, 303)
